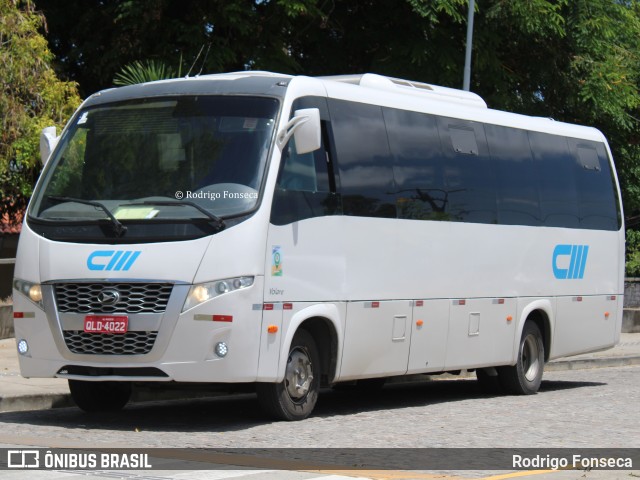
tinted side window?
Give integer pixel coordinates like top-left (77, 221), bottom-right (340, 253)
top-left (485, 124), bottom-right (541, 226)
top-left (383, 108), bottom-right (447, 221)
top-left (329, 99), bottom-right (396, 218)
top-left (270, 97), bottom-right (340, 226)
top-left (437, 117), bottom-right (497, 224)
top-left (528, 132), bottom-right (579, 228)
top-left (568, 139), bottom-right (620, 230)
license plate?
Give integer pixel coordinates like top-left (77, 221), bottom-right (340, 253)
top-left (84, 315), bottom-right (128, 334)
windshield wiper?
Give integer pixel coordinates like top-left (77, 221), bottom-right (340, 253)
top-left (47, 196), bottom-right (127, 237)
top-left (127, 200), bottom-right (226, 231)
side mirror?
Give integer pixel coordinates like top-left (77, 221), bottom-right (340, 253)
top-left (39, 126), bottom-right (59, 165)
top-left (276, 108), bottom-right (321, 154)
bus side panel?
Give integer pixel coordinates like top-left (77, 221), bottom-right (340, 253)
top-left (443, 298), bottom-right (517, 370)
top-left (256, 302), bottom-right (283, 381)
top-left (406, 299), bottom-right (449, 374)
top-left (265, 217), bottom-right (347, 303)
top-left (338, 300), bottom-right (412, 381)
top-left (550, 295), bottom-right (618, 358)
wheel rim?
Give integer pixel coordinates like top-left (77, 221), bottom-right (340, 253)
top-left (285, 347), bottom-right (314, 402)
top-left (522, 333), bottom-right (541, 382)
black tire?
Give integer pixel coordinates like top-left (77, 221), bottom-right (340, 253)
top-left (498, 322), bottom-right (545, 395)
top-left (68, 380), bottom-right (132, 413)
top-left (476, 368), bottom-right (503, 394)
top-left (256, 329), bottom-right (320, 421)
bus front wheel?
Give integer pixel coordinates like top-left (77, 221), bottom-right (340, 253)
top-left (498, 322), bottom-right (545, 395)
top-left (256, 329), bottom-right (320, 421)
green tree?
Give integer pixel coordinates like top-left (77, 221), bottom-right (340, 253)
top-left (0, 0), bottom-right (81, 233)
top-left (35, 0), bottom-right (324, 97)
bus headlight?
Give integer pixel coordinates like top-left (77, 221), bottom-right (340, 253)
top-left (13, 279), bottom-right (44, 309)
top-left (182, 276), bottom-right (254, 312)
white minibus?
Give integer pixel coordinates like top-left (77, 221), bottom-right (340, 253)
top-left (13, 72), bottom-right (624, 420)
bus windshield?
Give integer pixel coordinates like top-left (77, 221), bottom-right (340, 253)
top-left (29, 95), bottom-right (279, 240)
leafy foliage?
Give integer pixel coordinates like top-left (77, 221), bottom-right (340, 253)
top-left (0, 0), bottom-right (81, 233)
top-left (626, 230), bottom-right (640, 277)
top-left (113, 60), bottom-right (178, 86)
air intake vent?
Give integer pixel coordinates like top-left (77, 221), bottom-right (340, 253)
top-left (55, 283), bottom-right (173, 314)
top-left (63, 331), bottom-right (158, 355)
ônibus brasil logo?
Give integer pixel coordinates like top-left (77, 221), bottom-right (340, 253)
top-left (87, 250), bottom-right (141, 271)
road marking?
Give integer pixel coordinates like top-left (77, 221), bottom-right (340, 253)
top-left (305, 471), bottom-right (465, 479)
top-left (477, 471), bottom-right (559, 480)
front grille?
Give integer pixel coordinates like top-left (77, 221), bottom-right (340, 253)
top-left (55, 283), bottom-right (173, 313)
top-left (63, 331), bottom-right (158, 355)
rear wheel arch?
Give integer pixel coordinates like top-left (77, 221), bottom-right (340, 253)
top-left (516, 301), bottom-right (553, 363)
top-left (498, 320), bottom-right (545, 395)
top-left (527, 309), bottom-right (551, 363)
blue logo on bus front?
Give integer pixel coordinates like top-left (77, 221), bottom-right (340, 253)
top-left (552, 244), bottom-right (589, 280)
top-left (87, 250), bottom-right (141, 271)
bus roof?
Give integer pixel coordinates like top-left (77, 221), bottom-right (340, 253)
top-left (84, 70), bottom-right (605, 143)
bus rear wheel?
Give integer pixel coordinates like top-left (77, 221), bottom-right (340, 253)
top-left (498, 322), bottom-right (545, 395)
top-left (68, 380), bottom-right (132, 412)
top-left (256, 329), bottom-right (320, 421)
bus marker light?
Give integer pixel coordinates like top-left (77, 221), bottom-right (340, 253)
top-left (604, 312), bottom-right (610, 319)
top-left (263, 304), bottom-right (274, 310)
top-left (213, 315), bottom-right (233, 322)
top-left (506, 315), bottom-right (513, 322)
top-left (415, 300), bottom-right (424, 307)
top-left (416, 320), bottom-right (424, 327)
top-left (283, 303), bottom-right (293, 310)
top-left (267, 325), bottom-right (278, 334)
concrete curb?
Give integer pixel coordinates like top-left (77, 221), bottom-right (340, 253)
top-left (0, 393), bottom-right (74, 413)
top-left (546, 355), bottom-right (640, 371)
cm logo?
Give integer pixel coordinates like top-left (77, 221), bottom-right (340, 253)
top-left (552, 244), bottom-right (589, 280)
top-left (87, 250), bottom-right (141, 271)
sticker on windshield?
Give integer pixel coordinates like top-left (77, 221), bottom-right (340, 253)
top-left (77, 112), bottom-right (89, 125)
top-left (113, 206), bottom-right (159, 220)
top-left (271, 246), bottom-right (283, 277)
top-left (243, 118), bottom-right (258, 130)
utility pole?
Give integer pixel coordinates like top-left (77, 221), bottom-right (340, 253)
top-left (463, 0), bottom-right (475, 91)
